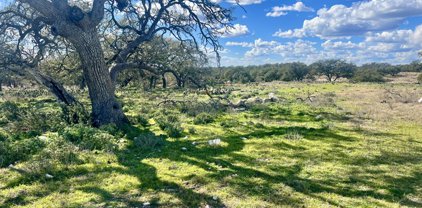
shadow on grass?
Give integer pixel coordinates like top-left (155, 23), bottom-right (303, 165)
top-left (1, 121), bottom-right (421, 207)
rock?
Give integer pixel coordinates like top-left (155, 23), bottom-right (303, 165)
top-left (418, 98), bottom-right (422, 103)
top-left (241, 137), bottom-right (248, 140)
top-left (212, 196), bottom-right (218, 200)
top-left (234, 99), bottom-right (246, 107)
top-left (192, 142), bottom-right (198, 146)
top-left (45, 174), bottom-right (54, 179)
top-left (143, 202), bottom-right (151, 207)
top-left (208, 139), bottom-right (221, 146)
top-left (181, 147), bottom-right (188, 151)
top-left (268, 92), bottom-right (279, 102)
top-left (315, 115), bottom-right (323, 121)
top-left (263, 98), bottom-right (272, 103)
top-left (245, 97), bottom-right (263, 104)
top-left (183, 136), bottom-right (189, 139)
top-left (38, 136), bottom-right (49, 141)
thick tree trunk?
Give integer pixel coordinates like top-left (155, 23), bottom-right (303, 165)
top-left (70, 30), bottom-right (128, 127)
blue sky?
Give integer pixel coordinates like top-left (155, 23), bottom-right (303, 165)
top-left (216, 0), bottom-right (422, 66)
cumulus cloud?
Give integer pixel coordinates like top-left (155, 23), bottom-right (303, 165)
top-left (275, 0), bottom-right (422, 39)
top-left (266, 2), bottom-right (315, 17)
top-left (217, 24), bottom-right (250, 38)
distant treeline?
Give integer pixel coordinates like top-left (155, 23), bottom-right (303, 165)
top-left (204, 60), bottom-right (422, 84)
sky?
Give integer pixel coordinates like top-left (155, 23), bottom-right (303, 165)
top-left (215, 0), bottom-right (422, 66)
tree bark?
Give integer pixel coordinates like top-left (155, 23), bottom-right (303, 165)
top-left (69, 30), bottom-right (128, 127)
top-left (162, 75), bottom-right (167, 89)
top-left (27, 69), bottom-right (78, 105)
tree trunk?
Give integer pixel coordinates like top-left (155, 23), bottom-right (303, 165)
top-left (27, 69), bottom-right (78, 105)
top-left (162, 75), bottom-right (167, 89)
top-left (70, 30), bottom-right (128, 127)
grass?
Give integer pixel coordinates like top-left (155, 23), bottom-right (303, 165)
top-left (0, 81), bottom-right (422, 207)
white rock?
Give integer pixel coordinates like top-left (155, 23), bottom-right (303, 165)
top-left (241, 137), bottom-right (248, 140)
top-left (212, 196), bottom-right (218, 200)
top-left (418, 97), bottom-right (422, 103)
top-left (208, 139), bottom-right (221, 146)
top-left (183, 136), bottom-right (189, 139)
top-left (38, 136), bottom-right (49, 141)
top-left (45, 174), bottom-right (54, 179)
top-left (192, 142), bottom-right (197, 145)
top-left (143, 202), bottom-right (151, 206)
top-left (181, 147), bottom-right (188, 151)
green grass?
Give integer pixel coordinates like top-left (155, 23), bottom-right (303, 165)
top-left (0, 82), bottom-right (422, 207)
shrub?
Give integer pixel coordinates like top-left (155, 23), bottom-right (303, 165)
top-left (352, 69), bottom-right (384, 82)
top-left (60, 125), bottom-right (117, 151)
top-left (60, 104), bottom-right (90, 125)
top-left (154, 115), bottom-right (184, 138)
top-left (284, 130), bottom-right (304, 140)
top-left (164, 122), bottom-right (184, 138)
top-left (133, 132), bottom-right (165, 149)
top-left (129, 115), bottom-right (149, 127)
top-left (417, 73), bottom-right (422, 84)
top-left (0, 137), bottom-right (45, 167)
top-left (188, 127), bottom-right (196, 134)
top-left (220, 119), bottom-right (239, 128)
top-left (193, 113), bottom-right (215, 125)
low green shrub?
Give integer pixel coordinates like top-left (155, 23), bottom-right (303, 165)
top-left (60, 125), bottom-right (117, 151)
top-left (155, 115), bottom-right (184, 138)
top-left (193, 113), bottom-right (215, 125)
top-left (220, 119), bottom-right (239, 128)
top-left (133, 132), bottom-right (165, 149)
top-left (0, 137), bottom-right (45, 167)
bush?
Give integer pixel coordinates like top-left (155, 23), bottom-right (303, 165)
top-left (417, 73), bottom-right (422, 84)
top-left (352, 69), bottom-right (384, 83)
top-left (0, 137), bottom-right (45, 167)
top-left (155, 115), bottom-right (184, 138)
top-left (220, 119), bottom-right (239, 128)
top-left (60, 125), bottom-right (117, 151)
top-left (133, 132), bottom-right (165, 149)
top-left (193, 113), bottom-right (215, 125)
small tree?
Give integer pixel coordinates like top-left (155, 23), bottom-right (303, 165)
top-left (282, 62), bottom-right (309, 81)
top-left (312, 59), bottom-right (356, 82)
top-left (417, 73), bottom-right (422, 84)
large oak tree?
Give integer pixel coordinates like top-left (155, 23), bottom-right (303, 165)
top-left (0, 0), bottom-right (231, 126)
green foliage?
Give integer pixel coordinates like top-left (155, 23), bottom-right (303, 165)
top-left (0, 137), bottom-right (45, 167)
top-left (352, 69), bottom-right (385, 83)
top-left (311, 59), bottom-right (356, 82)
top-left (133, 132), bottom-right (165, 150)
top-left (60, 104), bottom-right (90, 125)
top-left (59, 125), bottom-right (117, 151)
top-left (282, 62), bottom-right (310, 81)
top-left (220, 119), bottom-right (240, 128)
top-left (155, 114), bottom-right (184, 138)
top-left (193, 113), bottom-right (215, 125)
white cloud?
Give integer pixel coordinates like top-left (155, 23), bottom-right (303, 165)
top-left (226, 0), bottom-right (263, 6)
top-left (273, 29), bottom-right (306, 38)
top-left (266, 2), bottom-right (315, 17)
top-left (276, 0), bottom-right (422, 39)
top-left (226, 42), bottom-right (253, 47)
top-left (217, 24), bottom-right (249, 38)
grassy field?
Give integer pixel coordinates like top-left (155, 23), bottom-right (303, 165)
top-left (0, 81), bottom-right (422, 207)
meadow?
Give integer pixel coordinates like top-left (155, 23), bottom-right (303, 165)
top-left (0, 77), bottom-right (421, 207)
